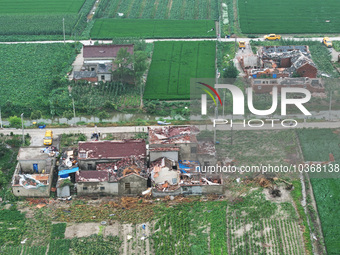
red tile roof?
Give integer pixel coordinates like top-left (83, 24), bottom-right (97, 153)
top-left (78, 139), bottom-right (146, 159)
top-left (83, 44), bottom-right (134, 58)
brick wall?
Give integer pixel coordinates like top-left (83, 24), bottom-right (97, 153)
top-left (297, 63), bottom-right (317, 78)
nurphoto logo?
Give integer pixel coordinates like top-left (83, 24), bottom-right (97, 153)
top-left (195, 80), bottom-right (312, 128)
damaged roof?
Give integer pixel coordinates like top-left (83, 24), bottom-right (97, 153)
top-left (96, 155), bottom-right (146, 181)
top-left (73, 71), bottom-right (97, 79)
top-left (150, 157), bottom-right (177, 169)
top-left (78, 139), bottom-right (146, 160)
top-left (197, 141), bottom-right (216, 156)
top-left (76, 170), bottom-right (109, 182)
top-left (83, 44), bottom-right (134, 59)
top-left (148, 126), bottom-right (199, 144)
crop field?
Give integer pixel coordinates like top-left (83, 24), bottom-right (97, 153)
top-left (0, 43), bottom-right (77, 116)
top-left (297, 129), bottom-right (340, 255)
top-left (144, 41), bottom-right (216, 100)
top-left (70, 82), bottom-right (141, 114)
top-left (152, 190), bottom-right (304, 255)
top-left (95, 0), bottom-right (219, 20)
top-left (0, 0), bottom-right (85, 14)
top-left (91, 19), bottom-right (216, 39)
top-left (238, 0), bottom-right (340, 34)
top-left (0, 0), bottom-right (95, 36)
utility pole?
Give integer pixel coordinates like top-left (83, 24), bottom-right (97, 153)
top-left (222, 90), bottom-right (225, 118)
top-left (21, 113), bottom-right (24, 146)
top-left (329, 90), bottom-right (332, 121)
top-left (63, 18), bottom-right (66, 45)
top-left (72, 97), bottom-right (76, 119)
top-left (69, 93), bottom-right (76, 118)
top-left (0, 107), bottom-right (2, 129)
top-left (230, 113), bottom-right (233, 146)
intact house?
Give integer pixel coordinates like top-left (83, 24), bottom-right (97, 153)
top-left (73, 44), bottom-right (134, 82)
top-left (12, 147), bottom-right (55, 197)
top-left (75, 139), bottom-right (148, 196)
top-left (239, 45), bottom-right (318, 79)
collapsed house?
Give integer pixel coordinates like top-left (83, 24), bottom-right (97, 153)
top-left (149, 157), bottom-right (223, 197)
top-left (73, 44), bottom-right (134, 82)
top-left (75, 139), bottom-right (147, 196)
top-left (12, 147), bottom-right (55, 197)
top-left (239, 45), bottom-right (318, 79)
top-left (251, 77), bottom-right (325, 94)
top-left (76, 156), bottom-right (147, 196)
top-left (148, 126), bottom-right (200, 161)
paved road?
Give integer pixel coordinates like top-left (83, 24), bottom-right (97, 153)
top-left (1, 36), bottom-right (340, 45)
top-left (1, 121), bottom-right (340, 146)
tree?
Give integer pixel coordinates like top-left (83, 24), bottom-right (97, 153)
top-left (223, 64), bottom-right (238, 78)
top-left (9, 116), bottom-right (22, 128)
top-left (30, 110), bottom-right (42, 120)
top-left (63, 110), bottom-right (73, 123)
top-left (113, 48), bottom-right (133, 83)
top-left (97, 111), bottom-right (109, 122)
top-left (134, 51), bottom-right (148, 108)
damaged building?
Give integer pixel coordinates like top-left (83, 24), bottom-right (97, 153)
top-left (76, 157), bottom-right (148, 196)
top-left (77, 139), bottom-right (146, 170)
top-left (149, 157), bottom-right (223, 197)
top-left (251, 77), bottom-right (325, 94)
top-left (239, 45), bottom-right (318, 79)
top-left (76, 140), bottom-right (148, 196)
top-left (148, 126), bottom-right (200, 161)
top-left (12, 147), bottom-right (55, 197)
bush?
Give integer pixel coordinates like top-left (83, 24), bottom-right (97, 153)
top-left (9, 116), bottom-right (22, 128)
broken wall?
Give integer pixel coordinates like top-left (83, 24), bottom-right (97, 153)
top-left (150, 151), bottom-right (178, 162)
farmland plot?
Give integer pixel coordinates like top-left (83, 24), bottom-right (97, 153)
top-left (0, 43), bottom-right (78, 116)
top-left (227, 190), bottom-right (304, 255)
top-left (144, 41), bottom-right (216, 100)
top-left (95, 0), bottom-right (219, 20)
top-left (0, 0), bottom-right (95, 36)
top-left (91, 19), bottom-right (216, 39)
top-left (297, 129), bottom-right (340, 255)
top-left (152, 190), bottom-right (305, 255)
top-left (238, 0), bottom-right (340, 34)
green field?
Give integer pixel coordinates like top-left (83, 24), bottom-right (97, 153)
top-left (238, 0), bottom-right (340, 33)
top-left (91, 19), bottom-right (216, 39)
top-left (297, 129), bottom-right (340, 255)
top-left (0, 43), bottom-right (77, 116)
top-left (0, 0), bottom-right (85, 14)
top-left (95, 0), bottom-right (219, 20)
top-left (144, 41), bottom-right (216, 100)
top-left (0, 0), bottom-right (95, 36)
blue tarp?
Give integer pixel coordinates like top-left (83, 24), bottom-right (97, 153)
top-left (58, 167), bottom-right (79, 176)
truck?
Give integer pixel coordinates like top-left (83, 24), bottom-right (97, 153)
top-left (238, 41), bottom-right (246, 49)
top-left (43, 130), bottom-right (53, 146)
